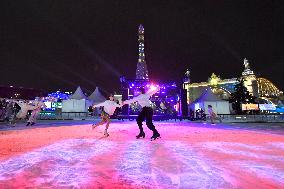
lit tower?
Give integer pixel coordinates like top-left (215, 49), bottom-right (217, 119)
top-left (242, 58), bottom-right (258, 97)
top-left (136, 24), bottom-right (149, 80)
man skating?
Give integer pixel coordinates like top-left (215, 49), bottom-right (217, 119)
top-left (123, 87), bottom-right (160, 140)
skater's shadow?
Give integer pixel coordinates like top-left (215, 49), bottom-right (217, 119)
top-left (97, 136), bottom-right (108, 140)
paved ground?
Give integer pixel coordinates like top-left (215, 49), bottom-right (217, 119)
top-left (0, 120), bottom-right (284, 188)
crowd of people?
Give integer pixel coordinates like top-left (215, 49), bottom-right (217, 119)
top-left (189, 105), bottom-right (222, 124)
top-left (189, 108), bottom-right (206, 121)
top-left (0, 98), bottom-right (20, 124)
top-left (0, 98), bottom-right (46, 126)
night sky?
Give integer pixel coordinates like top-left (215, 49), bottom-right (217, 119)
top-left (1, 1), bottom-right (283, 94)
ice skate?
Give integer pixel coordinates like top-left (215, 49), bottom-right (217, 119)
top-left (136, 131), bottom-right (145, 139)
top-left (104, 129), bottom-right (110, 137)
top-left (92, 124), bottom-right (99, 130)
top-left (151, 133), bottom-right (161, 141)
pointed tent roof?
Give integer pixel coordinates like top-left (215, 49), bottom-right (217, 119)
top-left (88, 87), bottom-right (106, 103)
top-left (194, 88), bottom-right (223, 103)
top-left (69, 86), bottom-right (87, 100)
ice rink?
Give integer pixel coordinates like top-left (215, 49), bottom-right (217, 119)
top-left (0, 121), bottom-right (284, 188)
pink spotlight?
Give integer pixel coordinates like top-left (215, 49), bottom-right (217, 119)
top-left (150, 85), bottom-right (157, 91)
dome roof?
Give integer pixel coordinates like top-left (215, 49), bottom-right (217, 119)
top-left (257, 78), bottom-right (283, 97)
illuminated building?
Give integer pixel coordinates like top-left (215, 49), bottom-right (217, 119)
top-left (241, 58), bottom-right (258, 97)
top-left (135, 24), bottom-right (149, 80)
top-left (47, 91), bottom-right (71, 101)
top-left (183, 58), bottom-right (283, 104)
top-left (256, 78), bottom-right (283, 97)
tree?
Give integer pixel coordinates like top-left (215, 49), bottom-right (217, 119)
top-left (229, 78), bottom-right (256, 114)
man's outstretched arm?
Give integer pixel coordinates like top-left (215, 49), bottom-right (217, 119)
top-left (146, 87), bottom-right (159, 97)
top-left (93, 101), bottom-right (107, 108)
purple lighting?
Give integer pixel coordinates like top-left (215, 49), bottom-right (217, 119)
top-left (120, 78), bottom-right (180, 116)
top-left (150, 85), bottom-right (157, 91)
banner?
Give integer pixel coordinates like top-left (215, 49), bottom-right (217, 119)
top-left (259, 104), bottom-right (276, 111)
top-left (242, 104), bottom-right (259, 111)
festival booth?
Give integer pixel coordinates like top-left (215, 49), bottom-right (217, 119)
top-left (190, 88), bottom-right (230, 114)
top-left (62, 87), bottom-right (92, 118)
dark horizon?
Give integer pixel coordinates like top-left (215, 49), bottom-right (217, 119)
top-left (1, 1), bottom-right (283, 94)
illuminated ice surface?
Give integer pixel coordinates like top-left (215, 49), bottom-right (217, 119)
top-left (0, 121), bottom-right (283, 188)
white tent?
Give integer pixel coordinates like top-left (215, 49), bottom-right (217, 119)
top-left (88, 87), bottom-right (106, 103)
top-left (190, 88), bottom-right (230, 114)
top-left (62, 86), bottom-right (92, 113)
top-left (69, 86), bottom-right (87, 100)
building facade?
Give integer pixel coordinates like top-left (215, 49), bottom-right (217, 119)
top-left (183, 58), bottom-right (283, 105)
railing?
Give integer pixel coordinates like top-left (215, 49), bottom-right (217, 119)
top-left (218, 114), bottom-right (284, 122)
top-left (38, 112), bottom-right (181, 121)
top-left (38, 112), bottom-right (91, 120)
top-left (36, 112), bottom-right (284, 122)
top-left (117, 115), bottom-right (184, 121)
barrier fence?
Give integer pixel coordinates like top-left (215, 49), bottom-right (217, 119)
top-left (36, 112), bottom-right (284, 122)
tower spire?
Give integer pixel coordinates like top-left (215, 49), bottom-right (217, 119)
top-left (136, 24), bottom-right (149, 80)
top-left (242, 58), bottom-right (254, 76)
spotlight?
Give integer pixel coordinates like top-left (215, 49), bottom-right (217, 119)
top-left (150, 85), bottom-right (157, 91)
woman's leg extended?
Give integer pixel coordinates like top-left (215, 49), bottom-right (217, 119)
top-left (92, 118), bottom-right (107, 129)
